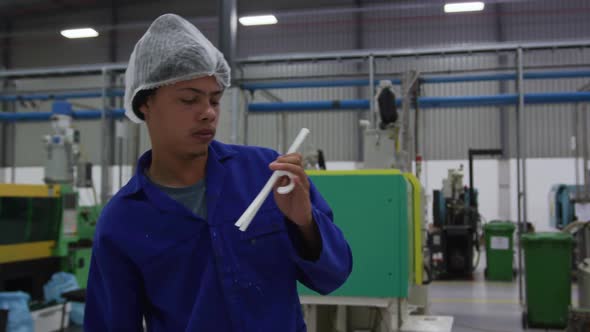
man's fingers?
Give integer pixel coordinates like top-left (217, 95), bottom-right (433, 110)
top-left (275, 153), bottom-right (303, 166)
top-left (269, 162), bottom-right (306, 179)
top-left (270, 153), bottom-right (309, 192)
top-left (271, 164), bottom-right (309, 188)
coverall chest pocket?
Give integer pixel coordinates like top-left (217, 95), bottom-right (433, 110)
top-left (235, 208), bottom-right (291, 268)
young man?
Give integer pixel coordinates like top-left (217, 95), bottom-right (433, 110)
top-left (84, 13), bottom-right (352, 332)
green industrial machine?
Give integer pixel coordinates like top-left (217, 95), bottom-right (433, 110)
top-left (0, 185), bottom-right (99, 298)
top-left (54, 185), bottom-right (99, 289)
top-left (0, 101), bottom-right (100, 299)
top-left (296, 72), bottom-right (444, 331)
top-left (300, 170), bottom-right (415, 297)
top-left (299, 170), bottom-right (427, 330)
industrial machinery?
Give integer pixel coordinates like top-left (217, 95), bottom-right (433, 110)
top-left (550, 184), bottom-right (590, 282)
top-left (299, 72), bottom-right (452, 332)
top-left (363, 73), bottom-right (432, 311)
top-left (551, 184), bottom-right (590, 229)
top-left (299, 170), bottom-right (442, 332)
top-left (564, 84), bottom-right (590, 332)
top-left (303, 149), bottom-right (326, 170)
top-left (361, 78), bottom-right (409, 171)
top-left (0, 101), bottom-right (100, 301)
top-left (429, 149), bottom-right (501, 279)
top-left (430, 166), bottom-right (481, 279)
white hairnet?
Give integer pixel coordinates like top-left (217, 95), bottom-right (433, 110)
top-left (124, 13), bottom-right (231, 123)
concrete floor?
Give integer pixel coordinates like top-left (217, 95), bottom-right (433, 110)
top-left (428, 254), bottom-right (574, 332)
top-left (70, 283), bottom-right (574, 332)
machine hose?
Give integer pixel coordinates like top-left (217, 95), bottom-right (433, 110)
top-left (423, 264), bottom-right (433, 285)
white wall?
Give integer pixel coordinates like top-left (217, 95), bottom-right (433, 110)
top-left (423, 158), bottom-right (579, 231)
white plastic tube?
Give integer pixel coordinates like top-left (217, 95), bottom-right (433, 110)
top-left (235, 128), bottom-right (310, 231)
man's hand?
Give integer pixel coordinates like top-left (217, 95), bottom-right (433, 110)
top-left (269, 153), bottom-right (322, 260)
top-left (269, 153), bottom-right (313, 227)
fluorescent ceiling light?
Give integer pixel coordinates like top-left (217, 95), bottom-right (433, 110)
top-left (239, 15), bottom-right (278, 26)
top-left (444, 2), bottom-right (485, 13)
top-left (60, 28), bottom-right (99, 39)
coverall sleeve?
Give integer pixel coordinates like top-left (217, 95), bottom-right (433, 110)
top-left (84, 232), bottom-right (145, 332)
top-left (286, 181), bottom-right (353, 295)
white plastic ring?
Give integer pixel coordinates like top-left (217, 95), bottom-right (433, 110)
top-left (276, 171), bottom-right (296, 194)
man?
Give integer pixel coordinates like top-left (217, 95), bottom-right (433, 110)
top-left (84, 13), bottom-right (352, 332)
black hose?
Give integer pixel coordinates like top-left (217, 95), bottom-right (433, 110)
top-left (423, 264), bottom-right (433, 285)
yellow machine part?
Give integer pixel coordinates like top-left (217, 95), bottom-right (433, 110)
top-left (403, 173), bottom-right (424, 286)
top-left (0, 184), bottom-right (61, 197)
top-left (0, 184), bottom-right (61, 263)
top-left (0, 241), bottom-right (56, 264)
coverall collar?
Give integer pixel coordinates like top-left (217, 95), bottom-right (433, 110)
top-left (124, 140), bottom-right (237, 222)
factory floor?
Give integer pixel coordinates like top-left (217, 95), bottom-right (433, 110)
top-left (429, 253), bottom-right (572, 332)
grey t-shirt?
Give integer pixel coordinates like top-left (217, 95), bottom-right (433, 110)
top-left (147, 175), bottom-right (207, 219)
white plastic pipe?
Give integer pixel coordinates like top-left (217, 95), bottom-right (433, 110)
top-left (235, 128), bottom-right (310, 231)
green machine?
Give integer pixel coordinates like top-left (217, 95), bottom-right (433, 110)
top-left (299, 170), bottom-right (427, 330)
top-left (54, 184), bottom-right (100, 289)
top-left (0, 184), bottom-right (99, 298)
top-left (0, 101), bottom-right (100, 300)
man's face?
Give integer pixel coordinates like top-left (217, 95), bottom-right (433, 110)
top-left (140, 76), bottom-right (223, 158)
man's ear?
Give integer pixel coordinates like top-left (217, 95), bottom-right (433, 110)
top-left (139, 104), bottom-right (149, 120)
top-left (140, 96), bottom-right (153, 120)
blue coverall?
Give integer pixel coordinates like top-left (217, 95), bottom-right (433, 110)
top-left (84, 140), bottom-right (353, 331)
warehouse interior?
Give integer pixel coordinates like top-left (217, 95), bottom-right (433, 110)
top-left (1, 0), bottom-right (590, 331)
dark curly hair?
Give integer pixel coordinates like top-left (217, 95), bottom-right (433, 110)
top-left (131, 88), bottom-right (157, 120)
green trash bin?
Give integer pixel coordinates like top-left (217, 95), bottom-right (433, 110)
top-left (484, 222), bottom-right (515, 281)
top-left (522, 232), bottom-right (573, 329)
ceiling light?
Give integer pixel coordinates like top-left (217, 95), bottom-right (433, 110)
top-left (444, 2), bottom-right (485, 13)
top-left (60, 28), bottom-right (99, 39)
top-left (239, 15), bottom-right (278, 26)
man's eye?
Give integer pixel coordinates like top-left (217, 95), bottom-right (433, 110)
top-left (180, 98), bottom-right (197, 104)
